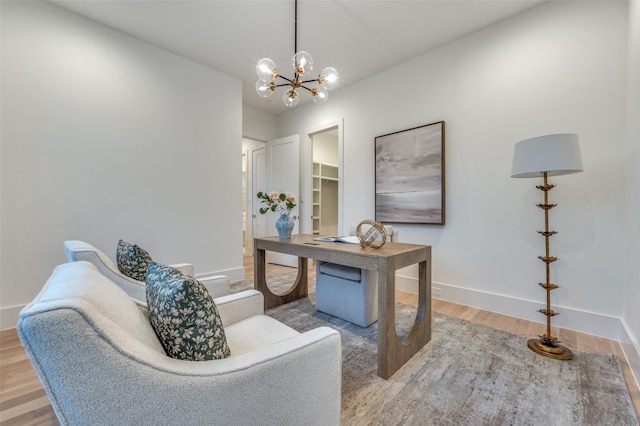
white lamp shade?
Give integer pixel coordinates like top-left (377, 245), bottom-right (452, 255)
top-left (511, 133), bottom-right (583, 178)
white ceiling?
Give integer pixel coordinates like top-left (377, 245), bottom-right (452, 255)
top-left (49, 0), bottom-right (546, 115)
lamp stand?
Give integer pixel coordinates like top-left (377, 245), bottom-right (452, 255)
top-left (527, 172), bottom-right (573, 360)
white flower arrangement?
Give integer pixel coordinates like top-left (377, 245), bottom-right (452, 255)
top-left (257, 191), bottom-right (296, 216)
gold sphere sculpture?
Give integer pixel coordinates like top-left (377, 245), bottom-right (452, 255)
top-left (356, 220), bottom-right (387, 249)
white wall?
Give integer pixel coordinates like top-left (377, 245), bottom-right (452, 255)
top-left (0, 1), bottom-right (243, 328)
top-left (313, 132), bottom-right (339, 165)
top-left (278, 1), bottom-right (630, 340)
top-left (243, 105), bottom-right (277, 142)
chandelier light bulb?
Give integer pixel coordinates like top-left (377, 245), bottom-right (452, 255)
top-left (256, 77), bottom-right (275, 98)
top-left (319, 67), bottom-right (339, 90)
top-left (256, 58), bottom-right (278, 79)
top-left (292, 51), bottom-right (313, 75)
top-left (311, 86), bottom-right (328, 104)
top-left (283, 89), bottom-right (299, 107)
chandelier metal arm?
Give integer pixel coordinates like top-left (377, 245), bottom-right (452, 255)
top-left (275, 74), bottom-right (303, 84)
top-left (276, 75), bottom-right (294, 84)
top-left (276, 78), bottom-right (314, 92)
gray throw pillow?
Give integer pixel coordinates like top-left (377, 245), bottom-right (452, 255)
top-left (146, 262), bottom-right (230, 361)
top-left (116, 239), bottom-right (152, 281)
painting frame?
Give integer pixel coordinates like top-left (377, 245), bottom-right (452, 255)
top-left (375, 120), bottom-right (445, 225)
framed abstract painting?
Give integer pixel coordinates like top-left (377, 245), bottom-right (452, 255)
top-left (375, 121), bottom-right (445, 225)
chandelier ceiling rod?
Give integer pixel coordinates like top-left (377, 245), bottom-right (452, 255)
top-left (274, 0), bottom-right (304, 90)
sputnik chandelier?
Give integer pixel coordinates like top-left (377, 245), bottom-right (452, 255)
top-left (255, 0), bottom-right (339, 107)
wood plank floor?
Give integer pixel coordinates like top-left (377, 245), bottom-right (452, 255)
top-left (1, 256), bottom-right (638, 424)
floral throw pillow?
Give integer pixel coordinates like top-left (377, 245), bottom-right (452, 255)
top-left (116, 239), bottom-right (153, 281)
top-left (146, 262), bottom-right (230, 361)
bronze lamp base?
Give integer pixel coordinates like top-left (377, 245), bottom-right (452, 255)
top-left (527, 338), bottom-right (573, 360)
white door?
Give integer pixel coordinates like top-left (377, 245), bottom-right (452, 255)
top-left (252, 135), bottom-right (300, 267)
top-left (252, 146), bottom-right (268, 242)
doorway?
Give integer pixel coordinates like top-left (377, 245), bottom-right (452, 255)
top-left (311, 128), bottom-right (339, 236)
top-left (243, 120), bottom-right (343, 256)
top-left (242, 137), bottom-right (266, 254)
top-left (244, 135), bottom-right (300, 267)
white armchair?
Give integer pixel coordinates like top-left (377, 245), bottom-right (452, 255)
top-left (315, 225), bottom-right (394, 327)
top-left (17, 261), bottom-right (342, 425)
top-left (63, 240), bottom-right (230, 302)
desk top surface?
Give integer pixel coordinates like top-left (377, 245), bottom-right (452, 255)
top-left (254, 234), bottom-right (429, 268)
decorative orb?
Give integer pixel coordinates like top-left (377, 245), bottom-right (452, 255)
top-left (356, 220), bottom-right (387, 249)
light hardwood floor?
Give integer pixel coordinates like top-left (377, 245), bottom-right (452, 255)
top-left (1, 257), bottom-right (638, 424)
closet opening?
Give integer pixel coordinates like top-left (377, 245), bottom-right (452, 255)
top-left (311, 127), bottom-right (339, 236)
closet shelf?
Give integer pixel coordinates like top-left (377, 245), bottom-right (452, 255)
top-left (312, 162), bottom-right (339, 235)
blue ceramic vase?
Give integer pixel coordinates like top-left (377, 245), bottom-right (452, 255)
top-left (275, 214), bottom-right (295, 239)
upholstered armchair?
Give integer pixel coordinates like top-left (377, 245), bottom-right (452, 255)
top-left (18, 261), bottom-right (342, 425)
top-left (315, 225), bottom-right (394, 327)
top-left (63, 240), bottom-right (230, 302)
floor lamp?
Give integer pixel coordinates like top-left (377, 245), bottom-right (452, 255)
top-left (511, 133), bottom-right (583, 360)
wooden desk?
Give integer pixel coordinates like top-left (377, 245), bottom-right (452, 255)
top-left (254, 234), bottom-right (431, 379)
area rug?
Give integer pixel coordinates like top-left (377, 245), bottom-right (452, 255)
top-left (231, 271), bottom-right (316, 295)
top-left (232, 275), bottom-right (638, 425)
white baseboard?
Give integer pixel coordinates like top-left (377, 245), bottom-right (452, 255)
top-left (1, 267), bottom-right (247, 331)
top-left (620, 318), bottom-right (640, 391)
top-left (397, 274), bottom-right (624, 339)
top-left (196, 266), bottom-right (245, 283)
top-left (1, 305), bottom-right (23, 331)
top-left (396, 273), bottom-right (640, 390)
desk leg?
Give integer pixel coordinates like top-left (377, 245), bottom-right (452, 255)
top-left (377, 253), bottom-right (432, 379)
top-left (253, 247), bottom-right (308, 310)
